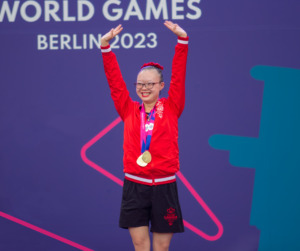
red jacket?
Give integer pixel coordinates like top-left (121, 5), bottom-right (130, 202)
top-left (101, 37), bottom-right (189, 185)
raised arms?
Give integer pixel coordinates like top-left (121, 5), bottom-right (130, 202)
top-left (101, 22), bottom-right (188, 118)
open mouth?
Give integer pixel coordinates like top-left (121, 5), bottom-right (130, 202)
top-left (141, 92), bottom-right (151, 97)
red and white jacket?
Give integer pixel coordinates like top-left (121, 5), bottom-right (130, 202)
top-left (101, 37), bottom-right (189, 185)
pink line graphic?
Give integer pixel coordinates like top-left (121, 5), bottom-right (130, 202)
top-left (176, 172), bottom-right (223, 241)
top-left (81, 117), bottom-right (123, 187)
top-left (81, 117), bottom-right (224, 241)
top-left (0, 211), bottom-right (93, 251)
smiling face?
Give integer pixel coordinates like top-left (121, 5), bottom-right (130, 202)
top-left (136, 68), bottom-right (165, 110)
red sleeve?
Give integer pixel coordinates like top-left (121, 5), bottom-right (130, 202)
top-left (101, 45), bottom-right (133, 120)
top-left (167, 36), bottom-right (189, 118)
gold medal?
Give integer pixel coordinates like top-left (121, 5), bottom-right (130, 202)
top-left (142, 150), bottom-right (152, 164)
top-left (137, 154), bottom-right (148, 167)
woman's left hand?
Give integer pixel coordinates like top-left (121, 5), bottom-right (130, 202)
top-left (164, 21), bottom-right (187, 38)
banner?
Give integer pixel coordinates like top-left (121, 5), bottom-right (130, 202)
top-left (1, 1), bottom-right (300, 250)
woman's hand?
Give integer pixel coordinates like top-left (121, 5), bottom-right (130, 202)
top-left (164, 21), bottom-right (187, 38)
top-left (101, 24), bottom-right (123, 47)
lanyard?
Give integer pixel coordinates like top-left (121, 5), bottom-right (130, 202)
top-left (140, 104), bottom-right (156, 153)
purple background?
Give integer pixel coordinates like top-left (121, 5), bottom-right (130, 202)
top-left (1, 0), bottom-right (300, 250)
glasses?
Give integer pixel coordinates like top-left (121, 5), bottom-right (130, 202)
top-left (134, 82), bottom-right (161, 89)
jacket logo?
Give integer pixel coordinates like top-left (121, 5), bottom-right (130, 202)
top-left (156, 100), bottom-right (164, 119)
top-left (164, 207), bottom-right (178, 226)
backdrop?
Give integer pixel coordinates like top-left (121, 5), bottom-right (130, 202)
top-left (1, 1), bottom-right (300, 250)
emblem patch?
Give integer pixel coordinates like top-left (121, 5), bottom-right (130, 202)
top-left (164, 207), bottom-right (178, 226)
top-left (156, 100), bottom-right (164, 118)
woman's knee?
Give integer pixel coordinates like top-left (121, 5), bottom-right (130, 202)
top-left (129, 227), bottom-right (151, 251)
top-left (153, 240), bottom-right (170, 251)
top-left (153, 233), bottom-right (173, 251)
top-left (132, 236), bottom-right (150, 249)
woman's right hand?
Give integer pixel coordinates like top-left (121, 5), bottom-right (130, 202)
top-left (101, 24), bottom-right (123, 47)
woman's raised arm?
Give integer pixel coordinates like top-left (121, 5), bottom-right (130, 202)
top-left (164, 21), bottom-right (189, 118)
top-left (101, 24), bottom-right (133, 120)
top-left (101, 24), bottom-right (123, 47)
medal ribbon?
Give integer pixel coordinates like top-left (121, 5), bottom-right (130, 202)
top-left (140, 104), bottom-right (156, 153)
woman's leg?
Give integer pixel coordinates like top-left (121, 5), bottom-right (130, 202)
top-left (152, 232), bottom-right (173, 251)
top-left (129, 226), bottom-right (151, 251)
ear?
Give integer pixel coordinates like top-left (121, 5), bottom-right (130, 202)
top-left (160, 82), bottom-right (165, 90)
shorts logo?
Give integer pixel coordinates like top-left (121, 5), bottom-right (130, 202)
top-left (164, 207), bottom-right (178, 226)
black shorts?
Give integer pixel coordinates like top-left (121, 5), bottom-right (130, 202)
top-left (119, 179), bottom-right (184, 233)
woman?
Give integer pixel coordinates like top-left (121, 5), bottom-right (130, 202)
top-left (101, 21), bottom-right (189, 251)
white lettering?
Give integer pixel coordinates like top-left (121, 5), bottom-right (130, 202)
top-left (61, 34), bottom-right (72, 49)
top-left (111, 35), bottom-right (120, 49)
top-left (102, 0), bottom-right (122, 21)
top-left (147, 33), bottom-right (157, 48)
top-left (49, 34), bottom-right (59, 50)
top-left (145, 0), bottom-right (168, 20)
top-left (73, 34), bottom-right (82, 49)
top-left (78, 0), bottom-right (94, 21)
top-left (0, 1), bottom-right (20, 22)
top-left (121, 33), bottom-right (133, 49)
top-left (37, 35), bottom-right (48, 50)
top-left (89, 34), bottom-right (101, 49)
top-left (38, 33), bottom-right (102, 50)
top-left (44, 1), bottom-right (61, 22)
top-left (20, 1), bottom-right (42, 22)
top-left (124, 0), bottom-right (144, 21)
top-left (134, 33), bottom-right (146, 48)
top-left (63, 0), bottom-right (76, 21)
top-left (36, 32), bottom-right (158, 50)
top-left (172, 0), bottom-right (184, 20)
top-left (2, 0), bottom-right (202, 23)
top-left (83, 34), bottom-right (87, 49)
top-left (186, 0), bottom-right (201, 20)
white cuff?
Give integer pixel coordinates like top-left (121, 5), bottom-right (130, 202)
top-left (101, 47), bottom-right (111, 53)
top-left (178, 39), bottom-right (189, 44)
